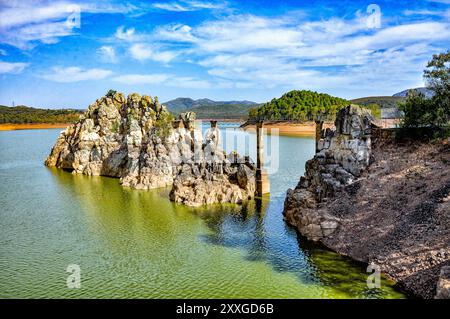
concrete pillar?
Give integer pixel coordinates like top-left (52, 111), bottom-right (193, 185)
top-left (315, 120), bottom-right (323, 153)
top-left (256, 121), bottom-right (270, 197)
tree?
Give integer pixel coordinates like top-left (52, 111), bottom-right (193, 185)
top-left (400, 51), bottom-right (450, 129)
top-left (399, 91), bottom-right (432, 128)
top-left (424, 50), bottom-right (450, 127)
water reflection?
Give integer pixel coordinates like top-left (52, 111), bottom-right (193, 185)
top-left (0, 128), bottom-right (405, 298)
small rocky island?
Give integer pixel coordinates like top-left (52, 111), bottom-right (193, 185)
top-left (284, 104), bottom-right (450, 299)
top-left (45, 91), bottom-right (256, 206)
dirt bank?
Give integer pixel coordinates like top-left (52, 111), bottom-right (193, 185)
top-left (318, 139), bottom-right (450, 298)
top-left (0, 123), bottom-right (71, 131)
top-left (241, 121), bottom-right (335, 137)
top-left (241, 119), bottom-right (400, 137)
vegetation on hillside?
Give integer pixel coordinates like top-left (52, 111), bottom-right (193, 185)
top-left (400, 50), bottom-right (450, 131)
top-left (350, 96), bottom-right (405, 109)
top-left (163, 97), bottom-right (258, 119)
top-left (187, 104), bottom-right (256, 119)
top-left (248, 90), bottom-right (349, 122)
top-left (0, 105), bottom-right (83, 124)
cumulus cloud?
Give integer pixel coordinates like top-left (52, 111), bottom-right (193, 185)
top-left (115, 26), bottom-right (136, 41)
top-left (112, 73), bottom-right (212, 89)
top-left (112, 74), bottom-right (170, 85)
top-left (152, 11), bottom-right (450, 95)
top-left (152, 0), bottom-right (226, 12)
top-left (41, 66), bottom-right (112, 82)
top-left (0, 61), bottom-right (29, 74)
top-left (98, 45), bottom-right (117, 63)
top-left (129, 43), bottom-right (178, 63)
top-left (0, 1), bottom-right (143, 49)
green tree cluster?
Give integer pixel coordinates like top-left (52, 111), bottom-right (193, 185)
top-left (0, 105), bottom-right (82, 124)
top-left (248, 90), bottom-right (349, 122)
top-left (400, 51), bottom-right (450, 129)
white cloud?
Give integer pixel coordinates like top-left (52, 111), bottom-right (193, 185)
top-left (98, 45), bottom-right (117, 63)
top-left (129, 43), bottom-right (177, 63)
top-left (0, 1), bottom-right (143, 49)
top-left (403, 9), bottom-right (447, 16)
top-left (0, 61), bottom-right (29, 74)
top-left (112, 73), bottom-right (212, 89)
top-left (153, 12), bottom-right (450, 95)
top-left (115, 26), bottom-right (136, 41)
top-left (0, 49), bottom-right (6, 55)
top-left (112, 74), bottom-right (170, 85)
top-left (153, 0), bottom-right (225, 12)
top-left (42, 66), bottom-right (113, 82)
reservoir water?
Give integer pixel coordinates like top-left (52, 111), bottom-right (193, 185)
top-left (0, 123), bottom-right (405, 298)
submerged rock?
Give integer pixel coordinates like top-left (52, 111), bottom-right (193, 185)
top-left (45, 91), bottom-right (255, 206)
top-left (283, 104), bottom-right (374, 241)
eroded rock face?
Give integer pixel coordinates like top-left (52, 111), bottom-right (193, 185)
top-left (284, 104), bottom-right (374, 241)
top-left (46, 91), bottom-right (256, 206)
top-left (45, 92), bottom-right (175, 189)
top-left (169, 148), bottom-right (256, 206)
top-left (435, 266), bottom-right (450, 299)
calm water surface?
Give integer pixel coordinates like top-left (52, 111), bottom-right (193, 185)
top-left (0, 124), bottom-right (405, 298)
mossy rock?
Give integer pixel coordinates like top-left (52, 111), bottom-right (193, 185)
top-left (127, 93), bottom-right (142, 105)
top-left (113, 92), bottom-right (126, 106)
top-left (141, 95), bottom-right (154, 110)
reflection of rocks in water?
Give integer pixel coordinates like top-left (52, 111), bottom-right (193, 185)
top-left (194, 194), bottom-right (402, 298)
top-left (296, 239), bottom-right (403, 298)
top-left (47, 168), bottom-right (191, 256)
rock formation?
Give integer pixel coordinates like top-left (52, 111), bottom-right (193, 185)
top-left (284, 104), bottom-right (450, 298)
top-left (45, 91), bottom-right (256, 206)
top-left (284, 104), bottom-right (373, 241)
top-left (436, 266), bottom-right (450, 299)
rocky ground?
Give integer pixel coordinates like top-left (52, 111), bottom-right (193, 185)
top-left (284, 104), bottom-right (450, 298)
top-left (319, 138), bottom-right (450, 298)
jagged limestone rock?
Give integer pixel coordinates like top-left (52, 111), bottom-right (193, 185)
top-left (46, 91), bottom-right (256, 206)
top-left (169, 136), bottom-right (256, 207)
top-left (284, 104), bottom-right (374, 241)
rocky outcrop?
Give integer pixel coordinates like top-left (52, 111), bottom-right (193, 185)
top-left (45, 91), bottom-right (175, 189)
top-left (436, 266), bottom-right (450, 299)
top-left (284, 104), bottom-right (373, 241)
top-left (45, 91), bottom-right (256, 206)
top-left (284, 104), bottom-right (450, 298)
top-left (170, 153), bottom-right (256, 207)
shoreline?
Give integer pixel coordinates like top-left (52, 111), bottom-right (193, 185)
top-left (0, 123), bottom-right (71, 131)
top-left (241, 121), bottom-right (335, 137)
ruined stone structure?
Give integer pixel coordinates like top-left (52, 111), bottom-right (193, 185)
top-left (284, 104), bottom-right (374, 241)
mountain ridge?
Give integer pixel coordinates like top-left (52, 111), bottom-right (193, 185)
top-left (163, 97), bottom-right (257, 113)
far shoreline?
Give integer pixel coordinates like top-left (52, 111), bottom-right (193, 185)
top-left (0, 123), bottom-right (71, 131)
top-left (241, 121), bottom-right (335, 137)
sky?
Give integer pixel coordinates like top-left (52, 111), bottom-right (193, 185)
top-left (0, 0), bottom-right (449, 108)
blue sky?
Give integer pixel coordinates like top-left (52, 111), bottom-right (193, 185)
top-left (0, 0), bottom-right (449, 108)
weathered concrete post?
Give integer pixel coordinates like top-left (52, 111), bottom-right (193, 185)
top-left (315, 120), bottom-right (323, 153)
top-left (315, 112), bottom-right (324, 153)
top-left (256, 121), bottom-right (270, 197)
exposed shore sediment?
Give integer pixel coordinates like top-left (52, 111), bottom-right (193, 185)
top-left (0, 123), bottom-right (71, 131)
top-left (284, 105), bottom-right (450, 298)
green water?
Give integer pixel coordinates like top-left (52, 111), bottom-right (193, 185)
top-left (0, 126), bottom-right (405, 298)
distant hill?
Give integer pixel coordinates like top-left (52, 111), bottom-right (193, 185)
top-left (0, 105), bottom-right (83, 124)
top-left (393, 87), bottom-right (434, 98)
top-left (163, 97), bottom-right (258, 116)
top-left (350, 88), bottom-right (435, 119)
top-left (350, 96), bottom-right (404, 119)
top-left (350, 96), bottom-right (405, 109)
top-left (187, 103), bottom-right (257, 119)
top-left (248, 90), bottom-right (349, 122)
